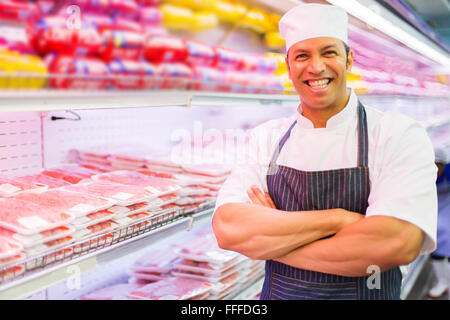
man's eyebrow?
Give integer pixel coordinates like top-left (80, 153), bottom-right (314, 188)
top-left (291, 44), bottom-right (339, 55)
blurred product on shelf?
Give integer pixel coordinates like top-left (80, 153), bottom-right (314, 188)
top-left (143, 35), bottom-right (187, 63)
top-left (108, 59), bottom-right (159, 90)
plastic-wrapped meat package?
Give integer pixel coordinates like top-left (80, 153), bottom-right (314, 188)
top-left (175, 195), bottom-right (216, 206)
top-left (73, 220), bottom-right (119, 241)
top-left (176, 187), bottom-right (215, 197)
top-left (80, 283), bottom-right (145, 300)
top-left (127, 270), bottom-right (165, 282)
top-left (175, 233), bottom-right (240, 265)
top-left (131, 244), bottom-right (179, 275)
top-left (49, 164), bottom-right (101, 178)
top-left (181, 164), bottom-right (231, 177)
top-left (0, 252), bottom-right (25, 269)
top-left (73, 209), bottom-right (116, 229)
top-left (114, 212), bottom-right (151, 228)
top-left (145, 164), bottom-right (184, 174)
top-left (15, 189), bottom-right (115, 219)
top-left (25, 235), bottom-right (74, 256)
top-left (0, 225), bottom-right (74, 249)
top-left (108, 151), bottom-right (148, 169)
top-left (0, 174), bottom-right (47, 197)
top-left (127, 277), bottom-right (212, 300)
top-left (77, 162), bottom-right (114, 173)
top-left (0, 235), bottom-right (23, 260)
top-left (173, 255), bottom-right (246, 277)
top-left (91, 171), bottom-right (181, 197)
top-left (41, 168), bottom-right (86, 184)
top-left (0, 198), bottom-right (74, 235)
top-left (63, 180), bottom-right (154, 206)
top-left (16, 174), bottom-right (70, 189)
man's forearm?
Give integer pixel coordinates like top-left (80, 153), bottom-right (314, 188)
top-left (274, 216), bottom-right (424, 277)
top-left (212, 203), bottom-right (351, 260)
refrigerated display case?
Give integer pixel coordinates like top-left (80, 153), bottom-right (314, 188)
top-left (0, 0), bottom-right (448, 300)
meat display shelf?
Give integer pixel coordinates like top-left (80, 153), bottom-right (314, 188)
top-left (0, 203), bottom-right (215, 300)
top-left (0, 89), bottom-right (299, 112)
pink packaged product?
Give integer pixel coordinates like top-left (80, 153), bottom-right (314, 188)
top-left (0, 225), bottom-right (74, 249)
top-left (0, 236), bottom-right (23, 260)
top-left (0, 174), bottom-right (47, 198)
top-left (73, 209), bottom-right (116, 229)
top-left (17, 174), bottom-right (70, 189)
top-left (63, 180), bottom-right (154, 206)
top-left (172, 255), bottom-right (246, 277)
top-left (139, 6), bottom-right (162, 26)
top-left (73, 220), bottom-right (119, 240)
top-left (171, 268), bottom-right (241, 284)
top-left (80, 283), bottom-right (145, 300)
top-left (157, 63), bottom-right (193, 90)
top-left (114, 211), bottom-right (152, 227)
top-left (15, 188), bottom-right (115, 218)
top-left (0, 198), bottom-right (74, 236)
top-left (0, 253), bottom-right (25, 269)
top-left (127, 271), bottom-right (165, 282)
top-left (131, 245), bottom-right (179, 274)
top-left (176, 187), bottom-right (215, 197)
top-left (25, 235), bottom-right (74, 256)
top-left (127, 277), bottom-right (213, 300)
top-left (184, 40), bottom-right (216, 67)
top-left (92, 170), bottom-right (181, 197)
top-left (213, 47), bottom-right (242, 71)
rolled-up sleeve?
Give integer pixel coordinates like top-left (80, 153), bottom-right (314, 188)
top-left (366, 114), bottom-right (438, 255)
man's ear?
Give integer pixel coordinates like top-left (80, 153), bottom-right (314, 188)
top-left (346, 50), bottom-right (354, 72)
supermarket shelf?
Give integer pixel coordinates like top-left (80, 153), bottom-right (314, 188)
top-left (0, 207), bottom-right (214, 300)
top-left (0, 90), bottom-right (301, 112)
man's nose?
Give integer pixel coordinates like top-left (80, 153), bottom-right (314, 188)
top-left (306, 55), bottom-right (326, 74)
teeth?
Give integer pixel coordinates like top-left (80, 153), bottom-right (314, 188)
top-left (308, 79), bottom-right (330, 88)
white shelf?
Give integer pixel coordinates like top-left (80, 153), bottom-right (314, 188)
top-left (0, 90), bottom-right (300, 112)
top-left (0, 209), bottom-right (214, 300)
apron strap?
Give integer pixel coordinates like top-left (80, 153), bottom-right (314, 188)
top-left (268, 100), bottom-right (370, 170)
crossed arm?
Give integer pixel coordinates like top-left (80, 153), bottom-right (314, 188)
top-left (212, 186), bottom-right (424, 277)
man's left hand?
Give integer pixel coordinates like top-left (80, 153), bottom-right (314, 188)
top-left (247, 185), bottom-right (276, 209)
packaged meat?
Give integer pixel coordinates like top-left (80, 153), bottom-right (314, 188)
top-left (100, 30), bottom-right (144, 61)
top-left (91, 171), bottom-right (181, 197)
top-left (0, 236), bottom-right (23, 260)
top-left (173, 255), bottom-right (246, 277)
top-left (17, 174), bottom-right (70, 189)
top-left (184, 40), bottom-right (216, 67)
top-left (127, 271), bottom-right (164, 282)
top-left (131, 244), bottom-right (179, 274)
top-left (46, 164), bottom-right (100, 178)
top-left (176, 187), bottom-right (215, 197)
top-left (0, 198), bottom-right (74, 235)
top-left (213, 47), bottom-right (242, 71)
top-left (0, 225), bottom-right (74, 249)
top-left (73, 210), bottom-right (116, 229)
top-left (73, 220), bottom-right (119, 240)
top-left (80, 283), bottom-right (145, 300)
top-left (156, 63), bottom-right (193, 89)
top-left (127, 277), bottom-right (212, 300)
top-left (16, 188), bottom-right (115, 218)
top-left (143, 35), bottom-right (187, 64)
top-left (47, 55), bottom-right (109, 90)
top-left (145, 165), bottom-right (184, 174)
top-left (0, 174), bottom-right (47, 197)
top-left (0, 253), bottom-right (25, 269)
top-left (171, 269), bottom-right (240, 284)
top-left (63, 180), bottom-right (154, 206)
top-left (108, 59), bottom-right (158, 90)
top-left (25, 235), bottom-right (74, 256)
top-left (114, 212), bottom-right (151, 227)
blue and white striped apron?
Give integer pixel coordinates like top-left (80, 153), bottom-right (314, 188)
top-left (260, 101), bottom-right (402, 300)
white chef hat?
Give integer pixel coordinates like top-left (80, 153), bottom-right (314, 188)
top-left (279, 3), bottom-right (349, 53)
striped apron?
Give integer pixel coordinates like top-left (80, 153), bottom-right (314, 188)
top-left (260, 101), bottom-right (402, 300)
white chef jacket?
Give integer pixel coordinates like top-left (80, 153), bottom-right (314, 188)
top-left (215, 89), bottom-right (438, 256)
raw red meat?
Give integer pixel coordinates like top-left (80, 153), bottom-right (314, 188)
top-left (0, 174), bottom-right (46, 197)
top-left (73, 210), bottom-right (116, 228)
top-left (1, 225), bottom-right (74, 249)
top-left (0, 198), bottom-right (74, 235)
top-left (0, 235), bottom-right (23, 259)
top-left (17, 174), bottom-right (70, 189)
top-left (80, 283), bottom-right (145, 300)
top-left (127, 277), bottom-right (212, 300)
top-left (26, 235), bottom-right (74, 256)
top-left (63, 180), bottom-right (154, 206)
top-left (92, 171), bottom-right (181, 196)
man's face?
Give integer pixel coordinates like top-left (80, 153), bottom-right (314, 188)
top-left (286, 37), bottom-right (353, 110)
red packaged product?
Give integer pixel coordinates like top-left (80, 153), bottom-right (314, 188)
top-left (213, 47), bottom-right (242, 71)
top-left (99, 17), bottom-right (142, 33)
top-left (47, 55), bottom-right (109, 90)
top-left (139, 6), bottom-right (162, 26)
top-left (109, 0), bottom-right (138, 18)
top-left (127, 277), bottom-right (212, 300)
top-left (0, 174), bottom-right (46, 197)
top-left (0, 0), bottom-right (38, 24)
top-left (80, 283), bottom-right (145, 300)
top-left (108, 59), bottom-right (158, 90)
top-left (15, 188), bottom-right (115, 219)
top-left (33, 27), bottom-right (76, 56)
top-left (0, 198), bottom-right (74, 235)
top-left (184, 40), bottom-right (216, 67)
top-left (100, 30), bottom-right (145, 61)
top-left (0, 235), bottom-right (23, 260)
top-left (73, 28), bottom-right (104, 57)
top-left (157, 63), bottom-right (193, 90)
top-left (92, 170), bottom-right (181, 197)
top-left (192, 66), bottom-right (224, 91)
top-left (82, 13), bottom-right (113, 30)
top-left (16, 174), bottom-right (70, 189)
top-left (143, 35), bottom-right (187, 64)
top-left (239, 53), bottom-right (277, 74)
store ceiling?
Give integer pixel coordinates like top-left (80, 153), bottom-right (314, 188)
top-left (380, 0), bottom-right (450, 52)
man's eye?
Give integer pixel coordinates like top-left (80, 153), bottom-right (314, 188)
top-left (296, 54), bottom-right (307, 59)
top-left (324, 51), bottom-right (337, 56)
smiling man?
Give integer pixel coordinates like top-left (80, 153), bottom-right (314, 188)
top-left (212, 4), bottom-right (438, 300)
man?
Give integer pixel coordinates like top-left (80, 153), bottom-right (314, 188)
top-left (212, 3), bottom-right (438, 300)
